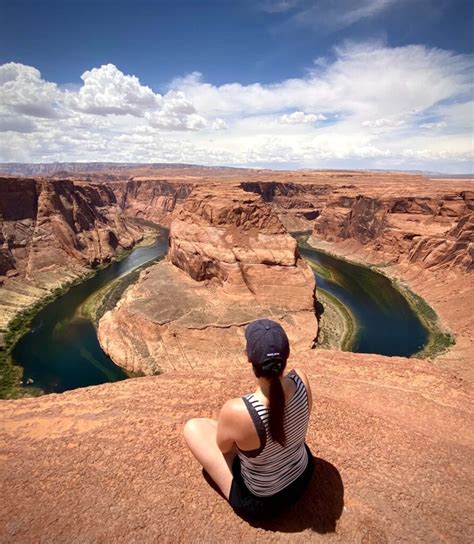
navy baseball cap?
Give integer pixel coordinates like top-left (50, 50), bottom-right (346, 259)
top-left (245, 319), bottom-right (290, 366)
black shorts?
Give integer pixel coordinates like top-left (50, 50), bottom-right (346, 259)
top-left (228, 444), bottom-right (314, 520)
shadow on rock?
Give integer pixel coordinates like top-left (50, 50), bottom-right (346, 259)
top-left (203, 456), bottom-right (344, 534)
top-left (249, 457), bottom-right (344, 534)
top-left (315, 300), bottom-right (325, 319)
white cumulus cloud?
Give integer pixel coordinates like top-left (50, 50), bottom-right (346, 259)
top-left (0, 63), bottom-right (66, 119)
top-left (74, 63), bottom-right (159, 116)
top-left (0, 41), bottom-right (473, 173)
top-left (279, 111), bottom-right (327, 124)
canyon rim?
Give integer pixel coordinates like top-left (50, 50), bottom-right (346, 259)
top-left (0, 164), bottom-right (473, 543)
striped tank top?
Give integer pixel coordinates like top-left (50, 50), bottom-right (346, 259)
top-left (237, 369), bottom-right (310, 497)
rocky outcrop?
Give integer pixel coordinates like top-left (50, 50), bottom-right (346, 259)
top-left (408, 211), bottom-right (474, 271)
top-left (312, 190), bottom-right (473, 271)
top-left (168, 185), bottom-right (313, 302)
top-left (98, 186), bottom-right (317, 375)
top-left (0, 176), bottom-right (144, 341)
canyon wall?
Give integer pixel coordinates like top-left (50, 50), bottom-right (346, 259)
top-left (1, 170), bottom-right (472, 336)
top-left (0, 177), bottom-right (144, 281)
top-left (312, 189), bottom-right (473, 271)
top-left (240, 180), bottom-right (331, 231)
top-left (2, 169), bottom-right (472, 348)
top-left (98, 186), bottom-right (317, 375)
top-left (3, 166), bottom-right (471, 275)
top-left (114, 178), bottom-right (195, 227)
top-left (0, 176), bottom-right (144, 343)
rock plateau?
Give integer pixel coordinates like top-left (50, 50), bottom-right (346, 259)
top-left (98, 186), bottom-right (317, 375)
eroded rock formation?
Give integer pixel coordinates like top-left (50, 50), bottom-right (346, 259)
top-left (98, 186), bottom-right (317, 375)
top-left (114, 178), bottom-right (195, 227)
top-left (312, 189), bottom-right (473, 271)
top-left (0, 176), bottom-right (144, 343)
top-left (1, 167), bottom-right (473, 542)
top-left (0, 177), bottom-right (145, 281)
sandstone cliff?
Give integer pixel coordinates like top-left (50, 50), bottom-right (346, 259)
top-left (312, 189), bottom-right (473, 271)
top-left (240, 180), bottom-right (331, 232)
top-left (0, 177), bottom-right (144, 342)
top-left (116, 178), bottom-right (194, 227)
top-left (98, 186), bottom-right (317, 375)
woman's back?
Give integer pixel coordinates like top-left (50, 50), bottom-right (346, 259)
top-left (237, 369), bottom-right (310, 497)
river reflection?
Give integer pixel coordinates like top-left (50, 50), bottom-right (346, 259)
top-left (298, 241), bottom-right (428, 356)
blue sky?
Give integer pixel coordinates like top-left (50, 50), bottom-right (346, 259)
top-left (1, 0), bottom-right (473, 172)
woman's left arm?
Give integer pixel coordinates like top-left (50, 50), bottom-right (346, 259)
top-left (216, 399), bottom-right (240, 453)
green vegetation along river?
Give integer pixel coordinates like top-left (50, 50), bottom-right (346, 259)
top-left (9, 229), bottom-right (434, 395)
top-left (11, 230), bottom-right (168, 395)
top-left (298, 238), bottom-right (429, 356)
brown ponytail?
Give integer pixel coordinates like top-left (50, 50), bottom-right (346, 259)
top-left (252, 358), bottom-right (287, 447)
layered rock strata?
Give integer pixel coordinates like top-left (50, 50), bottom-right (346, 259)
top-left (312, 190), bottom-right (473, 271)
top-left (98, 186), bottom-right (317, 375)
top-left (113, 178), bottom-right (195, 227)
top-left (0, 177), bottom-right (144, 344)
top-left (2, 170), bottom-right (472, 351)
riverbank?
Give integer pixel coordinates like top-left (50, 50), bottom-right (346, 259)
top-left (315, 288), bottom-right (358, 351)
top-left (294, 231), bottom-right (359, 351)
top-left (80, 255), bottom-right (164, 326)
top-left (0, 270), bottom-right (99, 398)
top-left (0, 229), bottom-right (161, 399)
top-left (302, 255), bottom-right (358, 350)
top-left (305, 235), bottom-right (454, 359)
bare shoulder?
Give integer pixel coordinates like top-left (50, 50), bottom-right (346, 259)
top-left (293, 367), bottom-right (313, 412)
top-left (293, 367), bottom-right (311, 389)
top-left (219, 397), bottom-right (247, 421)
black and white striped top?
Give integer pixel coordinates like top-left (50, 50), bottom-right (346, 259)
top-left (237, 369), bottom-right (310, 497)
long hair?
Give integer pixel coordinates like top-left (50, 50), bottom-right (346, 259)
top-left (253, 358), bottom-right (287, 446)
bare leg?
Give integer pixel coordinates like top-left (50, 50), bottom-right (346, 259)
top-left (183, 417), bottom-right (237, 499)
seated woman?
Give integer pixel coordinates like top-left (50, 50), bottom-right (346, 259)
top-left (183, 318), bottom-right (314, 520)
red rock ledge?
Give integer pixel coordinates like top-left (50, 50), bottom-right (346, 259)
top-left (98, 186), bottom-right (317, 375)
top-left (0, 350), bottom-right (472, 542)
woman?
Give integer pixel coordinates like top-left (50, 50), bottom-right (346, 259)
top-left (183, 318), bottom-right (314, 520)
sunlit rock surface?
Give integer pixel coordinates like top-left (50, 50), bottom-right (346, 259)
top-left (1, 166), bottom-right (473, 542)
top-left (98, 186), bottom-right (317, 375)
top-left (312, 188), bottom-right (473, 271)
top-left (0, 176), bottom-right (143, 344)
top-left (0, 350), bottom-right (472, 543)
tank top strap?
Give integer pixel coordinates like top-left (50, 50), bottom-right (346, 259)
top-left (286, 369), bottom-right (309, 408)
top-left (240, 394), bottom-right (267, 457)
